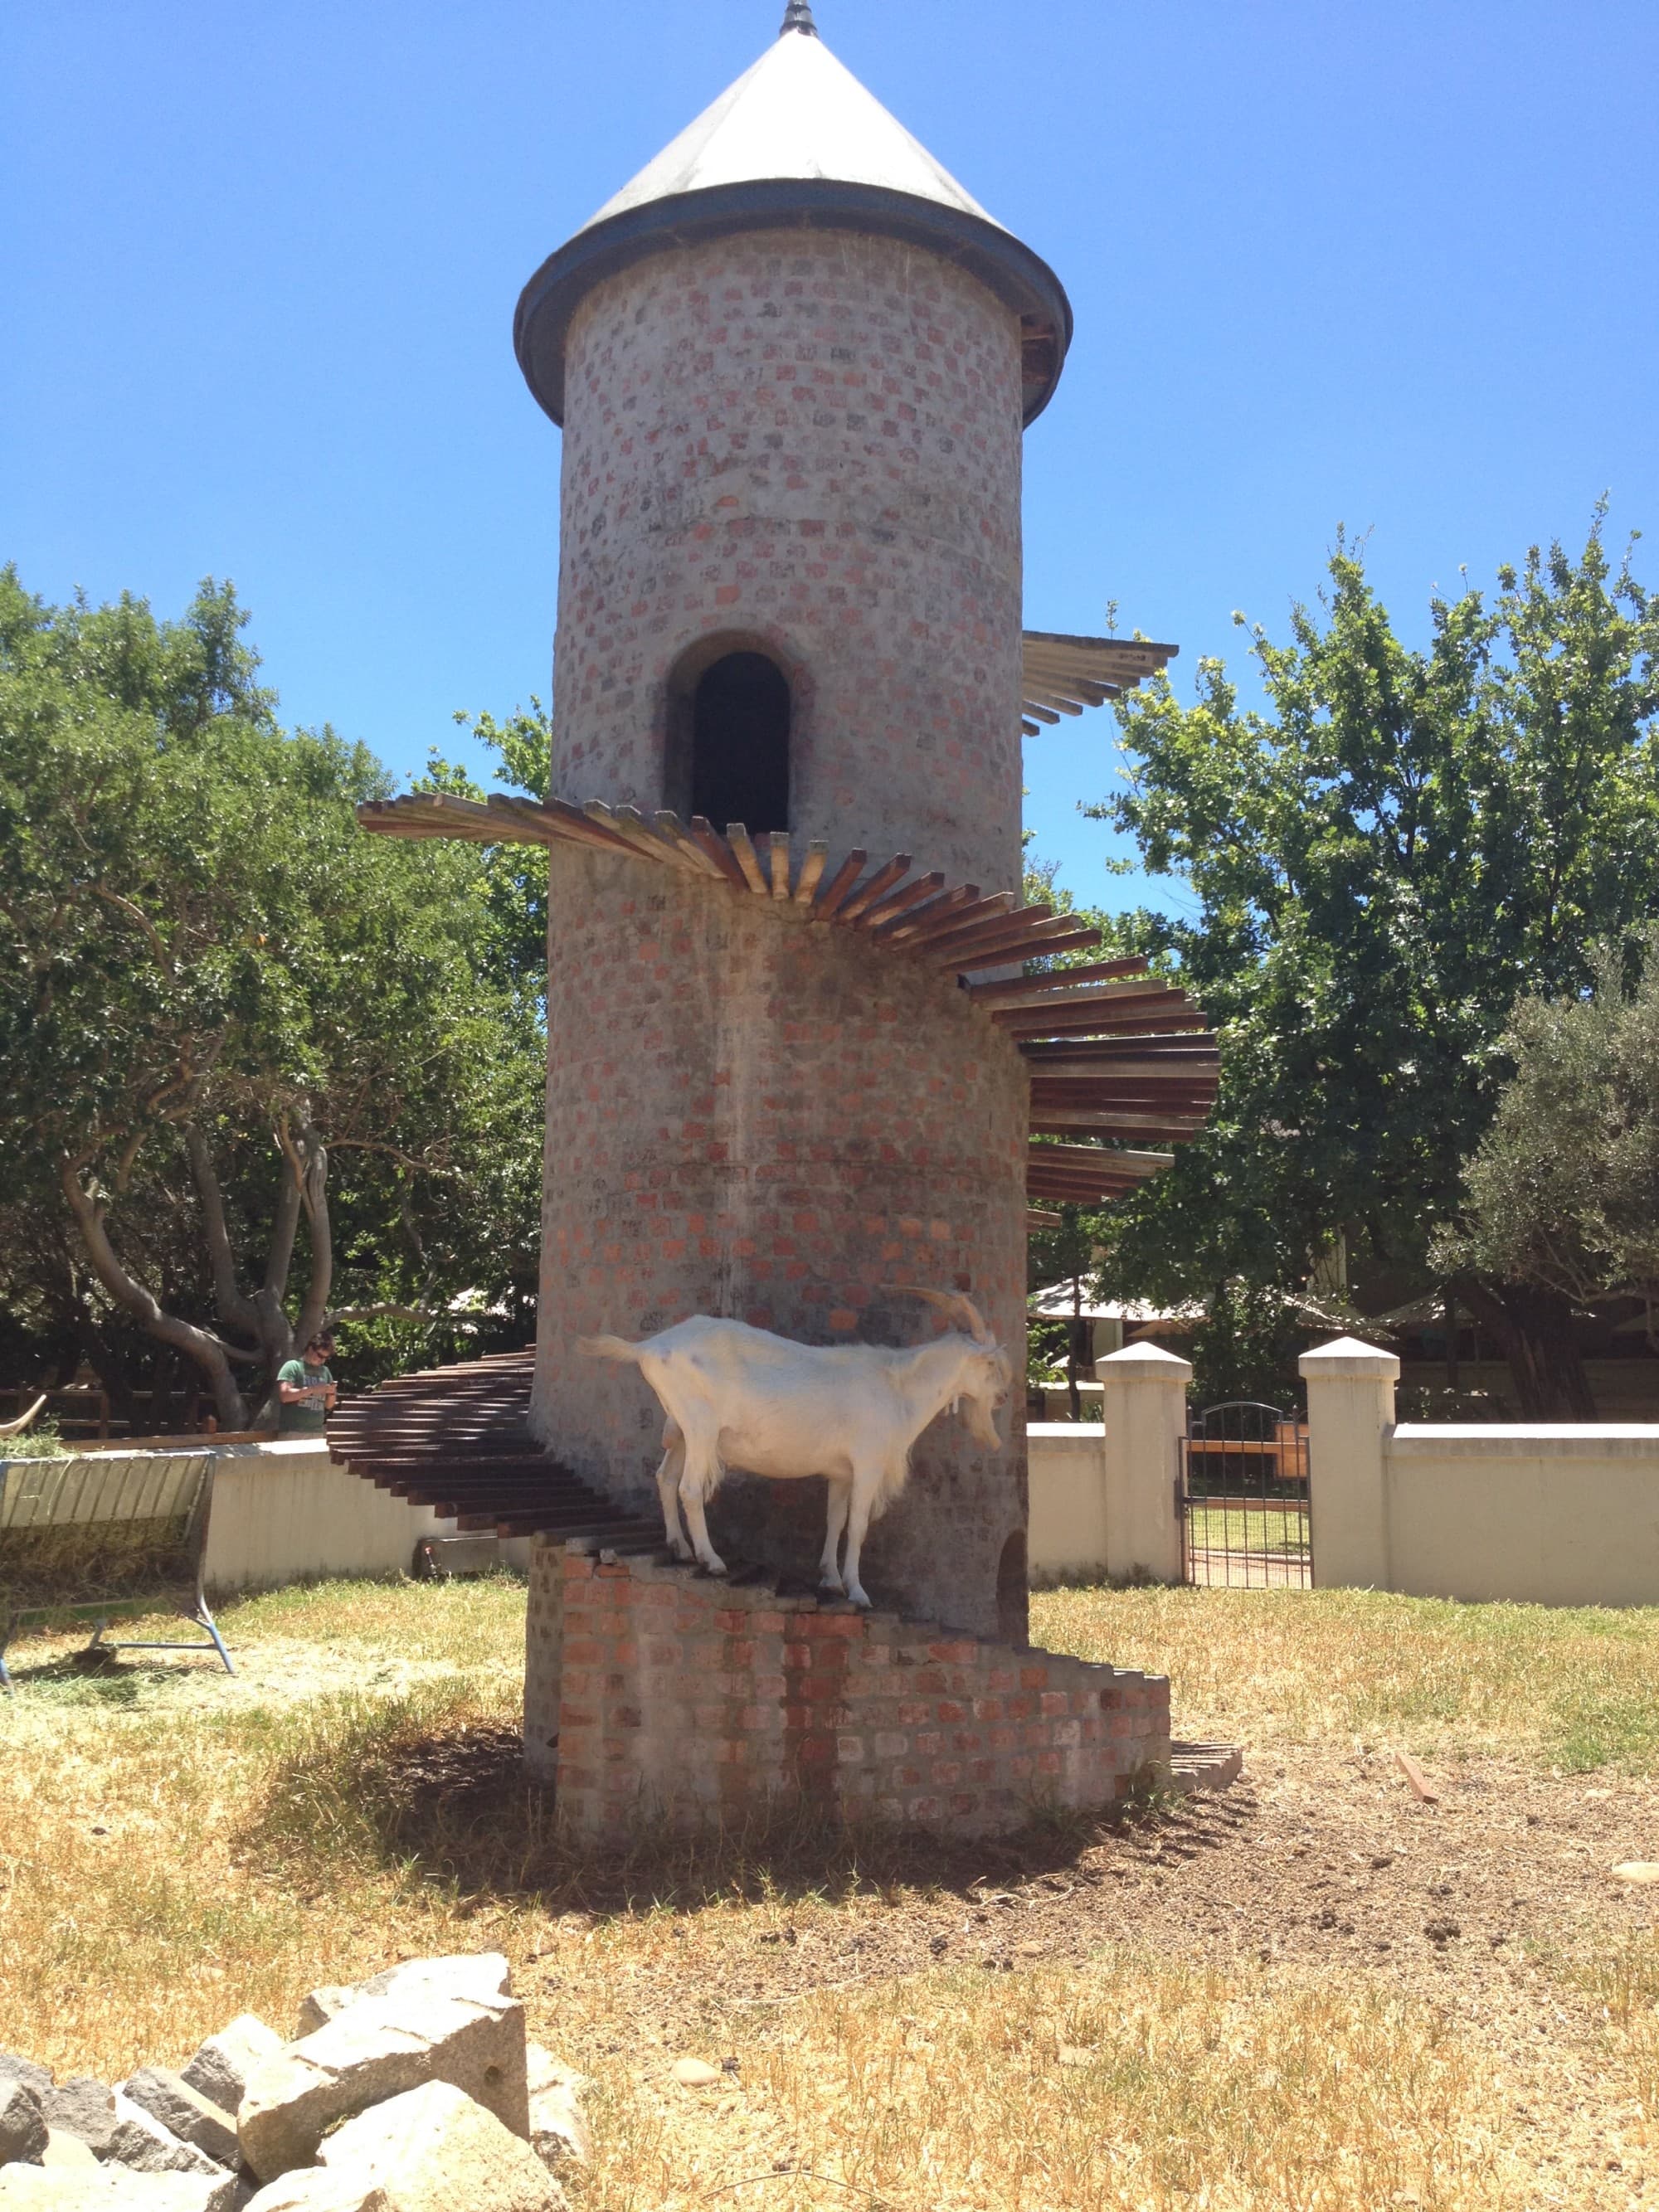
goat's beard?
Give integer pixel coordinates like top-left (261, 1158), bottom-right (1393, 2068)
top-left (964, 1399), bottom-right (1004, 1451)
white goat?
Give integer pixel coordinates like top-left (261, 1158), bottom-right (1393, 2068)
top-left (577, 1290), bottom-right (1010, 1609)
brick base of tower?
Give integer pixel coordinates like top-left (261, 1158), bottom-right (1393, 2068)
top-left (535, 850), bottom-right (1030, 1642)
top-left (524, 1537), bottom-right (1171, 1844)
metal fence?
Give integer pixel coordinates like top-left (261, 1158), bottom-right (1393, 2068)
top-left (0, 1451), bottom-right (234, 1690)
top-left (1180, 1401), bottom-right (1311, 1588)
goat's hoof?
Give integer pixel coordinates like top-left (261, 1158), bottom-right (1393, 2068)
top-left (846, 1586), bottom-right (872, 1610)
top-left (819, 1575), bottom-right (844, 1597)
top-left (700, 1557), bottom-right (728, 1578)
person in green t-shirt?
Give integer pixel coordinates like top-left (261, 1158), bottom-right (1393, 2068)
top-left (276, 1332), bottom-right (338, 1436)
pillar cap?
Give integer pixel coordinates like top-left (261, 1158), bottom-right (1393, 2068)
top-left (1298, 1334), bottom-right (1400, 1380)
top-left (1097, 1341), bottom-right (1194, 1383)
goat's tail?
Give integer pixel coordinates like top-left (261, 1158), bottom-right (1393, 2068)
top-left (576, 1333), bottom-right (645, 1365)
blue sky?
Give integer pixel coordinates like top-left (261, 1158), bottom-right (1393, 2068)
top-left (7, 1), bottom-right (1656, 908)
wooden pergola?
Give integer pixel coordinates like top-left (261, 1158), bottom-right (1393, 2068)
top-left (1019, 630), bottom-right (1177, 737)
top-left (360, 791), bottom-right (1219, 1213)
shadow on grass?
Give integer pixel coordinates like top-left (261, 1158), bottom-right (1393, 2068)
top-left (244, 1685), bottom-right (1166, 1918)
top-left (0, 1645), bottom-right (155, 1708)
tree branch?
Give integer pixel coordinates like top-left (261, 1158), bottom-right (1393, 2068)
top-left (290, 1121), bottom-right (333, 1352)
top-left (56, 1157), bottom-right (248, 1427)
top-left (185, 1126), bottom-right (261, 1335)
top-left (325, 1139), bottom-right (460, 1179)
top-left (263, 1122), bottom-right (304, 1305)
top-left (325, 1304), bottom-right (455, 1326)
top-left (92, 885), bottom-right (176, 978)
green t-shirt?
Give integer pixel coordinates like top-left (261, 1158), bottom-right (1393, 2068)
top-left (276, 1359), bottom-right (333, 1435)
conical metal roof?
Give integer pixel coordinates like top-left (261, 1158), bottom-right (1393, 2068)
top-left (514, 12), bottom-right (1071, 427)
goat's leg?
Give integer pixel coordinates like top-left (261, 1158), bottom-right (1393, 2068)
top-left (654, 1423), bottom-right (692, 1559)
top-left (839, 1461), bottom-right (895, 1610)
top-left (678, 1441), bottom-right (727, 1576)
top-left (819, 1480), bottom-right (851, 1594)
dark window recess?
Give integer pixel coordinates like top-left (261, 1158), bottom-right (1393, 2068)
top-left (690, 652), bottom-right (791, 836)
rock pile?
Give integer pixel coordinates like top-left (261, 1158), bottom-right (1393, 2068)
top-left (0, 1953), bottom-right (587, 2210)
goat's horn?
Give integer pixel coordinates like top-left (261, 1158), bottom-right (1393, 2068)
top-left (893, 1286), bottom-right (995, 1347)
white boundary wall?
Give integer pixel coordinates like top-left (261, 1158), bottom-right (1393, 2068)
top-left (201, 1440), bottom-right (455, 1594)
top-left (1301, 1338), bottom-right (1659, 1607)
top-left (1028, 1344), bottom-right (1190, 1586)
top-left (1028, 1425), bottom-right (1109, 1582)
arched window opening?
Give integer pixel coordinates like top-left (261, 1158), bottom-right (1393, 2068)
top-left (686, 650), bottom-right (791, 836)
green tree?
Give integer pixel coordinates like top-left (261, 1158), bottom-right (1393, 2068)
top-left (1087, 516), bottom-right (1659, 1415)
top-left (1434, 931), bottom-right (1659, 1323)
top-left (423, 701), bottom-right (552, 998)
top-left (1025, 1203), bottom-right (1097, 1419)
top-left (0, 569), bottom-right (545, 1425)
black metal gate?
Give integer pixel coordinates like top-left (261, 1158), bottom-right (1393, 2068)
top-left (1180, 1401), bottom-right (1311, 1588)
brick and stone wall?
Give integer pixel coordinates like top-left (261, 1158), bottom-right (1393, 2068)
top-left (552, 225), bottom-right (1026, 896)
top-left (523, 1534), bottom-right (565, 1779)
top-left (533, 858), bottom-right (1029, 1641)
top-left (528, 1539), bottom-right (1170, 1840)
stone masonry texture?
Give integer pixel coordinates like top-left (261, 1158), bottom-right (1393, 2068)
top-left (533, 858), bottom-right (1029, 1642)
top-left (523, 1534), bottom-right (565, 1784)
top-left (551, 225), bottom-right (1026, 896)
top-left (530, 1539), bottom-right (1171, 1846)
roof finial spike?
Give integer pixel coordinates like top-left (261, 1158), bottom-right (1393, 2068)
top-left (780, 0), bottom-right (819, 36)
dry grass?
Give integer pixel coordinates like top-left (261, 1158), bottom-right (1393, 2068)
top-left (2, 1578), bottom-right (1657, 2208)
top-left (1036, 1582), bottom-right (1659, 1772)
top-left (583, 1955), bottom-right (1520, 2212)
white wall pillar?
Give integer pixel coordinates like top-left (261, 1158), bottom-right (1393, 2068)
top-left (1098, 1343), bottom-right (1191, 1583)
top-left (1298, 1336), bottom-right (1399, 1590)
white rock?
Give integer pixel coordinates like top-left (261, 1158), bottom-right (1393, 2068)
top-left (522, 2049), bottom-right (567, 2102)
top-left (181, 2018), bottom-right (284, 2117)
top-left (0, 2167), bottom-right (235, 2209)
top-left (237, 2176), bottom-right (381, 2212)
top-left (39, 2138), bottom-right (98, 2172)
top-left (38, 2086), bottom-right (114, 2161)
top-left (523, 2050), bottom-right (588, 2171)
top-left (119, 2073), bottom-right (237, 2167)
top-left (669, 2058), bottom-right (722, 2088)
top-left (104, 2093), bottom-right (223, 2180)
top-left (289, 1955), bottom-right (513, 2044)
top-left (292, 1993), bottom-right (354, 2041)
top-left (237, 1991), bottom-right (528, 2181)
top-left (317, 2081), bottom-right (558, 2211)
top-left (354, 1956), bottom-right (513, 2008)
top-left (0, 2083), bottom-right (47, 2169)
top-left (1611, 1861), bottom-right (1659, 1885)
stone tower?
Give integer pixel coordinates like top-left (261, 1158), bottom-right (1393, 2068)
top-left (362, 5), bottom-right (1208, 1645)
top-left (519, 6), bottom-right (1078, 1643)
top-left (513, 6), bottom-right (1070, 896)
